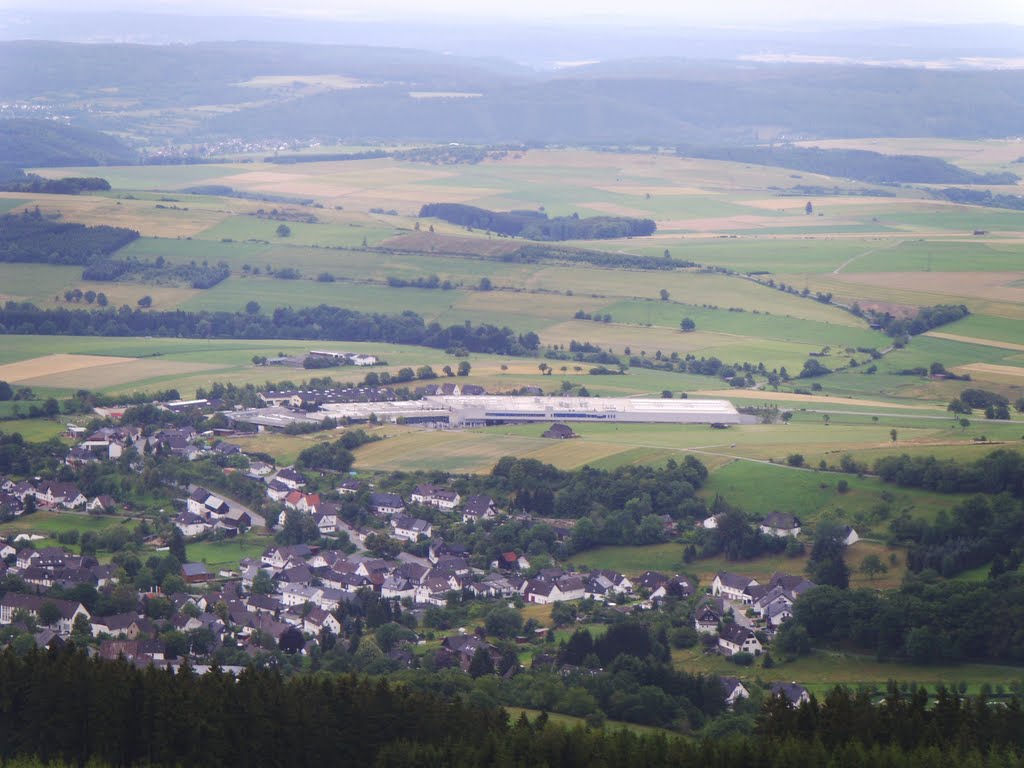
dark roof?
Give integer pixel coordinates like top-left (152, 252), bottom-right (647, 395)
top-left (770, 682), bottom-right (809, 704)
top-left (371, 492), bottom-right (404, 508)
top-left (761, 511), bottom-right (800, 530)
top-left (716, 572), bottom-right (755, 590)
top-left (181, 562), bottom-right (212, 577)
top-left (542, 422), bottom-right (577, 438)
top-left (719, 622), bottom-right (757, 645)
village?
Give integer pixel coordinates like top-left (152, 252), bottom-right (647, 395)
top-left (0, 387), bottom-right (823, 711)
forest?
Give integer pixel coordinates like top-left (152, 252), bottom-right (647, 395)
top-left (419, 204), bottom-right (657, 240)
top-left (0, 648), bottom-right (1021, 768)
top-left (0, 210), bottom-right (139, 266)
top-left (780, 572), bottom-right (1024, 664)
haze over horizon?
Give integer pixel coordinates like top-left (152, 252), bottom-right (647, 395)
top-left (3, 0), bottom-right (1024, 27)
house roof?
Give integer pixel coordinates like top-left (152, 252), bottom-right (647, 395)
top-left (770, 682), bottom-right (809, 704)
top-left (761, 511), bottom-right (800, 530)
top-left (181, 562), bottom-right (211, 577)
top-left (719, 622), bottom-right (757, 645)
top-left (716, 571), bottom-right (755, 590)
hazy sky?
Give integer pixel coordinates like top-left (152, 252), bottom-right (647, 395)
top-left (6, 0), bottom-right (1024, 25)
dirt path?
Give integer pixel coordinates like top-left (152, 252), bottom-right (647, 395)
top-left (926, 332), bottom-right (1024, 353)
top-left (832, 240), bottom-right (902, 275)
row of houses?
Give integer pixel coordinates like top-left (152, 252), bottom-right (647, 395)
top-left (0, 477), bottom-right (118, 515)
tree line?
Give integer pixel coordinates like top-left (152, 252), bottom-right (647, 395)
top-left (419, 203), bottom-right (656, 241)
top-left (0, 302), bottom-right (539, 356)
top-left (0, 174), bottom-right (111, 195)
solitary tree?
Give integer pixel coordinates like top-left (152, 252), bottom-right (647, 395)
top-left (276, 223), bottom-right (291, 237)
top-left (457, 361), bottom-right (471, 377)
top-left (859, 554), bottom-right (888, 581)
top-left (890, 429), bottom-right (898, 443)
top-left (680, 317), bottom-right (696, 332)
top-left (805, 201), bottom-right (814, 215)
top-left (660, 289), bottom-right (670, 301)
top-left (137, 295), bottom-right (153, 308)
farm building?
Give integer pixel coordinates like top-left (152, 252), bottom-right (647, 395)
top-left (426, 395), bottom-right (741, 427)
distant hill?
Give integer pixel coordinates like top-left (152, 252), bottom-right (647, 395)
top-left (0, 119), bottom-right (136, 172)
top-left (677, 145), bottom-right (1020, 185)
top-left (4, 43), bottom-right (1024, 146)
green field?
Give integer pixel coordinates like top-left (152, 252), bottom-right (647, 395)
top-left (187, 534), bottom-right (273, 570)
top-left (674, 647), bottom-right (1024, 695)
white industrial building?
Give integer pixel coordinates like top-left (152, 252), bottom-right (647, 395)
top-left (424, 395), bottom-right (740, 426)
top-left (226, 395), bottom-right (739, 431)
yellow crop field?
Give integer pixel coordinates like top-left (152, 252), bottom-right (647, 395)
top-left (0, 354), bottom-right (135, 382)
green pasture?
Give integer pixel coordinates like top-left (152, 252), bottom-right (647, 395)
top-left (700, 459), bottom-right (964, 528)
top-left (935, 313), bottom-right (1024, 345)
top-left (0, 419), bottom-right (68, 442)
top-left (187, 533), bottom-right (272, 570)
top-left (0, 511), bottom-right (133, 539)
top-left (0, 263), bottom-right (85, 304)
top-left (674, 647), bottom-right (1024, 695)
top-left (603, 299), bottom-right (877, 348)
top-left (196, 217), bottom-right (400, 248)
top-left (845, 239), bottom-right (1024, 273)
top-left (117, 236), bottom-right (273, 266)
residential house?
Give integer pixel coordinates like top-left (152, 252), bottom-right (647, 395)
top-left (770, 682), bottom-right (811, 706)
top-left (36, 482), bottom-right (87, 509)
top-left (0, 594), bottom-right (90, 634)
top-left (441, 634), bottom-right (499, 672)
top-left (720, 676), bottom-right (750, 709)
top-left (392, 515), bottom-right (432, 542)
top-left (694, 603), bottom-right (722, 634)
top-left (265, 479), bottom-right (291, 502)
top-left (370, 492), bottom-right (405, 515)
top-left (181, 562), bottom-right (212, 584)
top-left (651, 575), bottom-right (694, 601)
top-left (759, 512), bottom-right (801, 538)
top-left (274, 468), bottom-right (306, 489)
top-left (637, 571), bottom-right (669, 592)
top-left (86, 495), bottom-right (116, 514)
top-left (841, 526), bottom-right (860, 546)
top-left (174, 511), bottom-right (213, 538)
top-left (718, 623), bottom-right (762, 656)
top-left (303, 607), bottom-right (342, 636)
top-left (187, 488), bottom-right (230, 517)
top-left (429, 539), bottom-right (469, 565)
top-left (712, 572), bottom-right (760, 604)
top-left (462, 495), bottom-right (498, 523)
top-left (337, 479), bottom-right (363, 495)
top-left (410, 484), bottom-right (460, 510)
top-left (380, 575), bottom-right (417, 600)
top-left (90, 613), bottom-right (146, 639)
top-left (312, 506), bottom-right (339, 535)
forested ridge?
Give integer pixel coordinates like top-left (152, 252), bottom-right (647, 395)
top-left (0, 648), bottom-right (1022, 768)
top-left (678, 145), bottom-right (1019, 185)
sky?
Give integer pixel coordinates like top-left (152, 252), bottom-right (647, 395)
top-left (5, 0), bottom-right (1024, 26)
